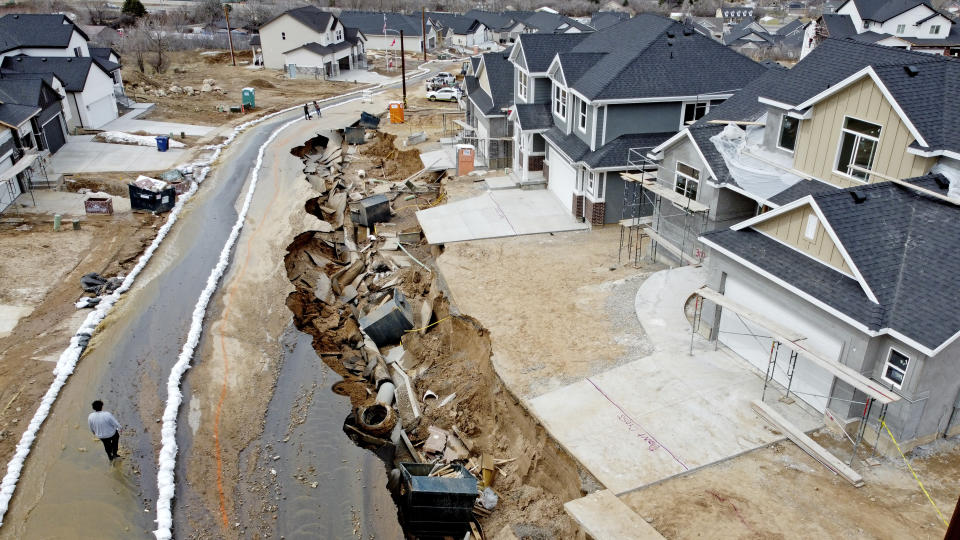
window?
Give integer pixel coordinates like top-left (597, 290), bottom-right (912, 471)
top-left (882, 348), bottom-right (910, 388)
top-left (803, 214), bottom-right (818, 241)
top-left (863, 21), bottom-right (870, 29)
top-left (778, 115), bottom-right (799, 152)
top-left (896, 24), bottom-right (906, 34)
top-left (73, 46), bottom-right (82, 57)
top-left (553, 84), bottom-right (567, 118)
top-left (517, 71), bottom-right (527, 100)
top-left (930, 25), bottom-right (941, 35)
top-left (577, 99), bottom-right (587, 132)
top-left (675, 161), bottom-right (699, 200)
top-left (281, 32), bottom-right (286, 40)
top-left (682, 102), bottom-right (708, 125)
top-left (336, 29), bottom-right (343, 41)
top-left (836, 117), bottom-right (881, 181)
top-left (586, 171), bottom-right (604, 199)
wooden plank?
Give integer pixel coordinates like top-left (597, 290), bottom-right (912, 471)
top-left (695, 287), bottom-right (804, 342)
top-left (751, 399), bottom-right (865, 487)
top-left (642, 226), bottom-right (701, 266)
top-left (621, 174), bottom-right (711, 213)
top-left (697, 287), bottom-right (898, 404)
top-left (564, 490), bottom-right (666, 540)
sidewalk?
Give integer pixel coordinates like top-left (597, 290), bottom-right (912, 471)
top-left (101, 104), bottom-right (216, 137)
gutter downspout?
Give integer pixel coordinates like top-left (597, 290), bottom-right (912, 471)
top-left (70, 93), bottom-right (84, 129)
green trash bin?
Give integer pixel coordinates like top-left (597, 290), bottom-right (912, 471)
top-left (241, 87), bottom-right (255, 109)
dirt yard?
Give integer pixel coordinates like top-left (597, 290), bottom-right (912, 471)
top-left (123, 50), bottom-right (364, 125)
top-left (623, 431), bottom-right (958, 539)
top-left (0, 207), bottom-right (160, 465)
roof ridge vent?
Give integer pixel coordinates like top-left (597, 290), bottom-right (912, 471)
top-left (850, 191), bottom-right (867, 204)
top-left (904, 65), bottom-right (919, 77)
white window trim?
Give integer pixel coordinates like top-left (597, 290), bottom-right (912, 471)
top-left (776, 113), bottom-right (798, 153)
top-left (896, 24), bottom-right (905, 34)
top-left (674, 161), bottom-right (700, 200)
top-left (517, 71), bottom-right (528, 101)
top-left (833, 115), bottom-right (882, 183)
top-left (930, 24), bottom-right (941, 35)
top-left (585, 170), bottom-right (605, 200)
top-left (577, 99), bottom-right (587, 132)
top-left (803, 214), bottom-right (818, 240)
top-left (680, 101), bottom-right (709, 129)
top-left (881, 347), bottom-right (911, 388)
top-left (553, 84), bottom-right (567, 119)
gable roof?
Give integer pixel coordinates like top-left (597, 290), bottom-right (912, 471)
top-left (777, 19), bottom-right (805, 35)
top-left (263, 6), bottom-right (333, 33)
top-left (845, 0), bottom-right (937, 22)
top-left (557, 14), bottom-right (767, 102)
top-left (819, 13), bottom-right (859, 38)
top-left (0, 14), bottom-right (88, 54)
top-left (519, 11), bottom-right (594, 33)
top-left (703, 176), bottom-right (960, 354)
top-left (465, 9), bottom-right (517, 31)
top-left (339, 11), bottom-right (431, 36)
top-left (428, 13), bottom-right (483, 35)
top-left (1, 56), bottom-right (106, 92)
top-left (465, 48), bottom-right (515, 116)
top-left (590, 12), bottom-right (631, 30)
top-left (514, 33), bottom-right (588, 72)
top-left (512, 102), bottom-right (553, 130)
top-left (283, 40), bottom-right (355, 57)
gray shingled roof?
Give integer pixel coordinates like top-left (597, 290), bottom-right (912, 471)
top-left (465, 10), bottom-right (516, 31)
top-left (543, 126), bottom-right (590, 161)
top-left (513, 103), bottom-right (552, 130)
top-left (767, 178), bottom-right (840, 206)
top-left (284, 40), bottom-right (355, 57)
top-left (1, 56), bottom-right (105, 92)
top-left (519, 11), bottom-right (594, 33)
top-left (581, 132), bottom-right (673, 169)
top-left (561, 15), bottom-right (768, 101)
top-left (846, 0), bottom-right (938, 22)
top-left (339, 11), bottom-right (430, 36)
top-left (705, 176), bottom-right (960, 351)
top-left (428, 13), bottom-right (482, 35)
top-left (515, 33), bottom-right (588, 72)
top-left (265, 6), bottom-right (332, 32)
top-left (465, 49), bottom-right (514, 116)
top-left (0, 102), bottom-right (39, 127)
top-left (820, 13), bottom-right (858, 38)
top-left (590, 12), bottom-right (630, 30)
top-left (0, 14), bottom-right (87, 54)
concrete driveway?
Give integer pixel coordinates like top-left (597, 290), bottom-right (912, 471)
top-left (416, 188), bottom-right (589, 243)
top-left (48, 135), bottom-right (188, 174)
top-left (101, 104), bottom-right (216, 137)
top-left (529, 265), bottom-right (823, 495)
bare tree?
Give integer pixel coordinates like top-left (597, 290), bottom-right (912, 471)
top-left (133, 18), bottom-right (167, 73)
top-left (84, 1), bottom-right (113, 25)
top-left (166, 7), bottom-right (191, 33)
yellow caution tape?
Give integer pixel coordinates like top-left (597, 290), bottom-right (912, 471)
top-left (881, 419), bottom-right (949, 526)
top-left (404, 315), bottom-right (451, 334)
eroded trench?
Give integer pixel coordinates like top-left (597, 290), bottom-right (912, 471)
top-left (278, 130), bottom-right (593, 538)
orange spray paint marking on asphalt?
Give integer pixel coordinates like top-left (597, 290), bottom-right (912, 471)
top-left (212, 127), bottom-right (290, 532)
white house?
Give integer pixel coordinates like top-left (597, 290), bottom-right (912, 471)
top-left (259, 6), bottom-right (367, 74)
top-left (1, 56), bottom-right (117, 129)
top-left (0, 14), bottom-right (90, 61)
top-left (338, 11), bottom-right (437, 52)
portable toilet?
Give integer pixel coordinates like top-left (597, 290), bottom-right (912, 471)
top-left (389, 101), bottom-right (404, 124)
top-left (456, 144), bottom-right (474, 176)
top-left (241, 87), bottom-right (255, 109)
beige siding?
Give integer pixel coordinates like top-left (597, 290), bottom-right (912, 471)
top-left (478, 64), bottom-right (491, 95)
top-left (260, 16), bottom-right (326, 70)
top-left (754, 204), bottom-right (852, 274)
top-left (793, 77), bottom-right (934, 188)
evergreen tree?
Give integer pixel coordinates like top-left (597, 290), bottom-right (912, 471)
top-left (122, 0), bottom-right (147, 18)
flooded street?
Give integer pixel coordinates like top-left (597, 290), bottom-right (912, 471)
top-left (235, 327), bottom-right (403, 539)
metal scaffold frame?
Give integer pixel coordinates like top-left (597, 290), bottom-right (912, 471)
top-left (619, 147), bottom-right (709, 267)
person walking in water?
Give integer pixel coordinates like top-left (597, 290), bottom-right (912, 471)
top-left (303, 103), bottom-right (312, 120)
top-left (313, 100), bottom-right (322, 118)
top-left (88, 400), bottom-right (122, 462)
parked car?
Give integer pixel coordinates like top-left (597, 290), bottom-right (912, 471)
top-left (433, 72), bottom-right (456, 85)
top-left (426, 87), bottom-right (461, 102)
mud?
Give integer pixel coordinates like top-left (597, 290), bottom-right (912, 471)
top-left (360, 132), bottom-right (424, 181)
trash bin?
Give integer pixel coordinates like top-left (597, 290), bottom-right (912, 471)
top-left (398, 462), bottom-right (477, 536)
top-left (242, 87), bottom-right (255, 109)
top-left (155, 136), bottom-right (170, 152)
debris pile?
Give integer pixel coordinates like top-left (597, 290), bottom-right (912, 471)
top-left (284, 130), bottom-right (584, 538)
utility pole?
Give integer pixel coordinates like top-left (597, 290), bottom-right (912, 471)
top-left (224, 4), bottom-right (236, 67)
top-left (421, 7), bottom-right (427, 62)
top-left (400, 30), bottom-right (407, 108)
top-left (946, 494), bottom-right (960, 540)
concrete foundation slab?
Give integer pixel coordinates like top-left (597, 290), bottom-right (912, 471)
top-left (564, 490), bottom-right (665, 540)
top-left (416, 189), bottom-right (588, 244)
top-left (529, 265), bottom-right (823, 495)
top-left (483, 176), bottom-right (515, 190)
top-left (49, 136), bottom-right (188, 174)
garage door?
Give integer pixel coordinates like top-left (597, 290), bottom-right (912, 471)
top-left (547, 146), bottom-right (575, 212)
top-left (85, 94), bottom-right (117, 128)
top-left (41, 115), bottom-right (66, 153)
top-left (718, 276), bottom-right (839, 412)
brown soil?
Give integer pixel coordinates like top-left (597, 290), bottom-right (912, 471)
top-left (0, 210), bottom-right (161, 465)
top-left (63, 171), bottom-right (167, 197)
top-left (360, 132), bottom-right (425, 181)
top-left (123, 50), bottom-right (366, 125)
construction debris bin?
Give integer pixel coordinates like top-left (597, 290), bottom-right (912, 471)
top-left (241, 87), bottom-right (255, 109)
top-left (155, 136), bottom-right (170, 152)
top-left (359, 289), bottom-right (414, 347)
top-left (356, 194), bottom-right (390, 227)
top-left (129, 175), bottom-right (176, 213)
top-left (398, 463), bottom-right (477, 536)
top-left (344, 126), bottom-right (366, 145)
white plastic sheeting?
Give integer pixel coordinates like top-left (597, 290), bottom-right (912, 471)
top-left (930, 159), bottom-right (960, 199)
top-left (709, 123), bottom-right (803, 202)
top-left (98, 131), bottom-right (187, 148)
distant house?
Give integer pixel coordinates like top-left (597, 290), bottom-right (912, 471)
top-left (338, 11), bottom-right (437, 52)
top-left (787, 1), bottom-right (808, 16)
top-left (464, 49), bottom-right (514, 169)
top-left (259, 7), bottom-right (367, 77)
top-left (725, 18), bottom-right (805, 58)
top-left (507, 15), bottom-right (768, 225)
top-left (79, 25), bottom-right (121, 47)
top-left (0, 14), bottom-right (91, 61)
top-left (427, 13), bottom-right (490, 49)
top-left (590, 11), bottom-right (631, 30)
top-left (717, 6), bottom-right (755, 24)
top-left (801, 0), bottom-right (960, 57)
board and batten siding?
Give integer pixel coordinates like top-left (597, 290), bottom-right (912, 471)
top-left (753, 204), bottom-right (852, 274)
top-left (792, 76), bottom-right (934, 188)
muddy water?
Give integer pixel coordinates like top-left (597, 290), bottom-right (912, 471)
top-left (237, 326), bottom-right (404, 539)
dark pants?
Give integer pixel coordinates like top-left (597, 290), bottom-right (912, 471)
top-left (99, 431), bottom-right (119, 461)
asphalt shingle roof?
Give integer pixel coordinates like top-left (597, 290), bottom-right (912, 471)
top-left (268, 6), bottom-right (333, 33)
top-left (543, 126), bottom-right (590, 162)
top-left (562, 15), bottom-right (768, 101)
top-left (515, 33), bottom-right (588, 72)
top-left (466, 49), bottom-right (514, 116)
top-left (820, 13), bottom-right (858, 38)
top-left (581, 132), bottom-right (673, 169)
top-left (465, 10), bottom-right (516, 31)
top-left (767, 178), bottom-right (840, 206)
top-left (285, 41), bottom-right (354, 57)
top-left (1, 56), bottom-right (102, 91)
top-left (339, 11), bottom-right (430, 36)
top-left (0, 102), bottom-right (39, 127)
top-left (850, 0), bottom-right (935, 21)
top-left (590, 12), bottom-right (630, 30)
top-left (0, 14), bottom-right (86, 54)
top-left (513, 103), bottom-right (552, 130)
top-left (705, 176), bottom-right (960, 351)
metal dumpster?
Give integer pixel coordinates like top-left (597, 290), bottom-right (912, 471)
top-left (398, 462), bottom-right (477, 536)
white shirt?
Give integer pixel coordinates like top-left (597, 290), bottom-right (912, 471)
top-left (87, 411), bottom-right (121, 439)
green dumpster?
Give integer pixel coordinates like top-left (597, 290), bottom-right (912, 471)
top-left (241, 87), bottom-right (255, 109)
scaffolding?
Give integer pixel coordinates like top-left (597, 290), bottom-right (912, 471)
top-left (619, 146), bottom-right (709, 267)
top-left (689, 286), bottom-right (902, 469)
top-left (0, 151), bottom-right (48, 215)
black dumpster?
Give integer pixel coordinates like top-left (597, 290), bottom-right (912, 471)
top-left (358, 111), bottom-right (381, 129)
top-left (344, 126), bottom-right (366, 145)
top-left (398, 462), bottom-right (477, 536)
top-left (129, 176), bottom-right (176, 213)
top-left (359, 289), bottom-right (414, 347)
top-left (356, 194), bottom-right (391, 227)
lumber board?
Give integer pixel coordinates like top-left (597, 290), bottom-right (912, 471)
top-left (696, 287), bottom-right (804, 342)
top-left (642, 226), bottom-right (702, 266)
top-left (751, 399), bottom-right (864, 487)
